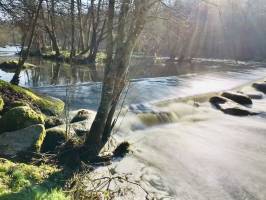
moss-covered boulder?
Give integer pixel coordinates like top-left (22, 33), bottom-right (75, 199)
top-left (41, 128), bottom-right (67, 153)
top-left (0, 96), bottom-right (4, 112)
top-left (45, 116), bottom-right (64, 129)
top-left (0, 124), bottom-right (46, 158)
top-left (0, 60), bottom-right (36, 73)
top-left (0, 80), bottom-right (64, 116)
top-left (0, 106), bottom-right (44, 133)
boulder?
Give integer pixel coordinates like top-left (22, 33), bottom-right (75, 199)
top-left (45, 116), bottom-right (64, 129)
top-left (209, 96), bottom-right (227, 105)
top-left (0, 80), bottom-right (64, 116)
top-left (246, 92), bottom-right (264, 100)
top-left (221, 91), bottom-right (252, 105)
top-left (221, 107), bottom-right (257, 116)
top-left (41, 128), bottom-right (67, 153)
top-left (71, 109), bottom-right (91, 123)
top-left (0, 96), bottom-right (4, 112)
top-left (0, 106), bottom-right (44, 133)
top-left (0, 124), bottom-right (46, 158)
top-left (253, 82), bottom-right (266, 94)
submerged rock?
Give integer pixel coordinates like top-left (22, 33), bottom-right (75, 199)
top-left (0, 124), bottom-right (46, 158)
top-left (245, 92), bottom-right (264, 100)
top-left (0, 80), bottom-right (64, 116)
top-left (209, 96), bottom-right (227, 105)
top-left (253, 82), bottom-right (266, 94)
top-left (221, 91), bottom-right (252, 105)
top-left (45, 116), bottom-right (64, 129)
top-left (71, 109), bottom-right (91, 123)
top-left (41, 128), bottom-right (67, 153)
top-left (0, 106), bottom-right (44, 133)
top-left (221, 107), bottom-right (257, 116)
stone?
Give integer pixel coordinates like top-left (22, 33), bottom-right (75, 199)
top-left (71, 109), bottom-right (91, 123)
top-left (0, 124), bottom-right (46, 158)
top-left (41, 128), bottom-right (67, 153)
top-left (221, 107), bottom-right (257, 116)
top-left (209, 96), bottom-right (227, 105)
top-left (246, 92), bottom-right (264, 100)
top-left (0, 80), bottom-right (64, 116)
top-left (0, 106), bottom-right (44, 133)
top-left (253, 82), bottom-right (266, 94)
top-left (45, 116), bottom-right (64, 129)
top-left (221, 91), bottom-right (252, 105)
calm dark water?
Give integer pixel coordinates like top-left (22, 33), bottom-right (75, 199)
top-left (1, 48), bottom-right (266, 110)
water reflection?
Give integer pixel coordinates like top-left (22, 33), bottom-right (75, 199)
top-left (0, 55), bottom-right (266, 110)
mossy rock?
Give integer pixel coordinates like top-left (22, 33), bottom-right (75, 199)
top-left (0, 60), bottom-right (36, 72)
top-left (0, 106), bottom-right (44, 133)
top-left (45, 116), bottom-right (64, 129)
top-left (41, 128), bottom-right (67, 153)
top-left (0, 80), bottom-right (64, 116)
top-left (0, 125), bottom-right (46, 158)
top-left (0, 96), bottom-right (4, 112)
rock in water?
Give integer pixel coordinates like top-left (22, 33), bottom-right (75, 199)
top-left (253, 82), bottom-right (266, 94)
top-left (71, 109), bottom-right (91, 123)
top-left (221, 91), bottom-right (252, 105)
top-left (0, 106), bottom-right (44, 133)
top-left (221, 107), bottom-right (257, 116)
top-left (209, 96), bottom-right (227, 105)
top-left (0, 124), bottom-right (46, 158)
top-left (41, 128), bottom-right (67, 153)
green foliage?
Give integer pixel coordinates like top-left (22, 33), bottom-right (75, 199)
top-left (0, 159), bottom-right (69, 200)
top-left (96, 52), bottom-right (107, 63)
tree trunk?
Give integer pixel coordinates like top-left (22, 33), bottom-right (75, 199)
top-left (11, 0), bottom-right (43, 85)
top-left (77, 0), bottom-right (85, 51)
top-left (70, 0), bottom-right (75, 59)
top-left (83, 0), bottom-right (155, 159)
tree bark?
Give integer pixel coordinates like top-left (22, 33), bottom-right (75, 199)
top-left (83, 0), bottom-right (157, 159)
top-left (11, 0), bottom-right (43, 85)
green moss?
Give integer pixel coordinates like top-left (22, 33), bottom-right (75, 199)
top-left (96, 52), bottom-right (107, 63)
top-left (41, 128), bottom-right (66, 153)
top-left (0, 96), bottom-right (4, 112)
top-left (0, 80), bottom-right (64, 116)
top-left (0, 159), bottom-right (69, 200)
top-left (0, 106), bottom-right (44, 133)
top-left (35, 125), bottom-right (47, 152)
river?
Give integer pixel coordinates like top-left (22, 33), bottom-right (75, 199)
top-left (0, 47), bottom-right (266, 199)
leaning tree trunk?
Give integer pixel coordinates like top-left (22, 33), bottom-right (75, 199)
top-left (83, 0), bottom-right (156, 160)
top-left (11, 0), bottom-right (43, 85)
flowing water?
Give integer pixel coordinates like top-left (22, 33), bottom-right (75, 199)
top-left (1, 47), bottom-right (266, 199)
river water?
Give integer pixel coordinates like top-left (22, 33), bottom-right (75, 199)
top-left (1, 48), bottom-right (266, 199)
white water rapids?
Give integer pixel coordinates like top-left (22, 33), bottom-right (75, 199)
top-left (95, 83), bottom-right (266, 200)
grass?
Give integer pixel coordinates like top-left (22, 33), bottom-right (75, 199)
top-left (0, 158), bottom-right (69, 200)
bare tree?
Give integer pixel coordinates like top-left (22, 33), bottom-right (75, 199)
top-left (83, 0), bottom-right (159, 159)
